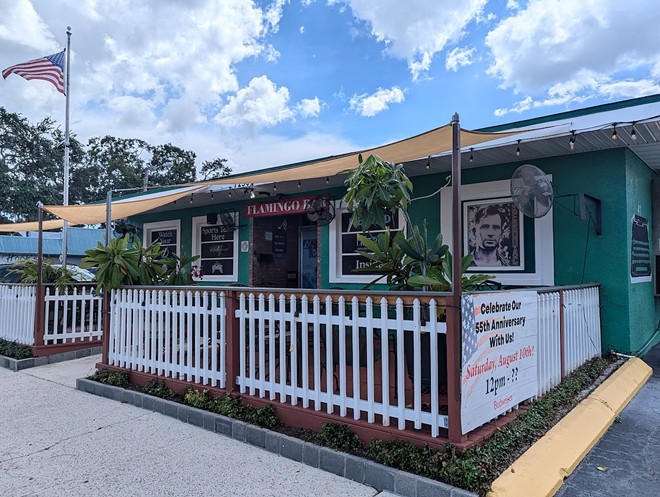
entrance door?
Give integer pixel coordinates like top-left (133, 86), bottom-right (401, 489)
top-left (299, 226), bottom-right (318, 289)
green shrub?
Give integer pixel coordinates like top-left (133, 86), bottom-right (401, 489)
top-left (87, 369), bottom-right (130, 388)
top-left (317, 423), bottom-right (363, 453)
top-left (0, 338), bottom-right (33, 359)
top-left (184, 388), bottom-right (212, 409)
top-left (142, 379), bottom-right (178, 400)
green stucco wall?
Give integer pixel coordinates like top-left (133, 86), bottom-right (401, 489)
top-left (130, 147), bottom-right (658, 354)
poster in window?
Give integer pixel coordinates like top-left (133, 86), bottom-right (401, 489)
top-left (464, 199), bottom-right (523, 271)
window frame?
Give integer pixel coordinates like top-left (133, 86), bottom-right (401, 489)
top-left (191, 214), bottom-right (239, 283)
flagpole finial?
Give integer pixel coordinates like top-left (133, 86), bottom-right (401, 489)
top-left (67, 26), bottom-right (72, 34)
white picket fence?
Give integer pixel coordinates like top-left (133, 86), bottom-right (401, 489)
top-left (0, 284), bottom-right (36, 345)
top-left (535, 286), bottom-right (601, 396)
top-left (108, 288), bottom-right (227, 388)
top-left (101, 285), bottom-right (601, 440)
top-left (235, 293), bottom-right (449, 437)
top-left (42, 286), bottom-right (103, 345)
top-left (562, 286), bottom-right (602, 373)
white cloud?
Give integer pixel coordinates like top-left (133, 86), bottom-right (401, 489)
top-left (297, 97), bottom-right (322, 118)
top-left (337, 0), bottom-right (488, 80)
top-left (215, 75), bottom-right (295, 132)
top-left (0, 0), bottom-right (57, 52)
top-left (350, 86), bottom-right (405, 117)
top-left (486, 0), bottom-right (660, 100)
top-left (445, 47), bottom-right (477, 72)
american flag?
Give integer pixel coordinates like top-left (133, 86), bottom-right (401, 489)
top-left (2, 51), bottom-right (65, 95)
top-left (461, 294), bottom-right (477, 367)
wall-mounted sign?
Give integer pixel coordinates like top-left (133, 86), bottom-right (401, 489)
top-left (631, 214), bottom-right (651, 283)
top-left (244, 195), bottom-right (329, 218)
top-left (241, 240), bottom-right (249, 253)
top-left (460, 291), bottom-right (538, 434)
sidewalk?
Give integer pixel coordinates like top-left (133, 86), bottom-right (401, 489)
top-left (554, 343), bottom-right (659, 497)
top-left (0, 355), bottom-right (391, 497)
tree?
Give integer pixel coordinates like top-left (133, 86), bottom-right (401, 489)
top-left (200, 158), bottom-right (232, 180)
top-left (0, 107), bottom-right (83, 222)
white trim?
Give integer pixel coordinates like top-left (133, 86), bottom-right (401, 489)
top-left (191, 215), bottom-right (239, 283)
top-left (440, 178), bottom-right (554, 286)
top-left (143, 220), bottom-right (181, 255)
top-left (329, 201), bottom-right (406, 285)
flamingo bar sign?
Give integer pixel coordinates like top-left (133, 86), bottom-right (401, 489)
top-left (244, 195), bottom-right (328, 218)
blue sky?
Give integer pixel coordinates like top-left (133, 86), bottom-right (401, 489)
top-left (1, 0), bottom-right (659, 175)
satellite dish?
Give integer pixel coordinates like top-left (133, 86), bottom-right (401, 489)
top-left (305, 196), bottom-right (335, 226)
top-left (510, 164), bottom-right (554, 218)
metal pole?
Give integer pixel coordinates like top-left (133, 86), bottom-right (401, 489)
top-left (61, 26), bottom-right (72, 268)
top-left (105, 191), bottom-right (112, 246)
top-left (143, 168), bottom-right (149, 191)
top-left (34, 202), bottom-right (45, 351)
top-left (446, 112), bottom-right (465, 444)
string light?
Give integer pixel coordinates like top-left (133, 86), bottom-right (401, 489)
top-left (569, 131), bottom-right (576, 152)
top-left (325, 177), bottom-right (329, 184)
top-left (425, 156), bottom-right (431, 170)
top-left (631, 124), bottom-right (637, 141)
top-left (189, 194), bottom-right (194, 204)
top-left (298, 181), bottom-right (301, 188)
top-left (469, 148), bottom-right (474, 163)
top-left (210, 192), bottom-right (214, 200)
top-left (273, 183), bottom-right (277, 191)
top-left (250, 189), bottom-right (255, 199)
top-left (611, 124), bottom-right (617, 140)
top-left (228, 189), bottom-right (232, 198)
top-left (516, 139), bottom-right (521, 157)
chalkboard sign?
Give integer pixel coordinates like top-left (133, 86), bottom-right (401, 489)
top-left (338, 211), bottom-right (401, 278)
top-left (150, 228), bottom-right (178, 256)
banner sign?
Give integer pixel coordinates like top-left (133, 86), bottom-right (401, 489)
top-left (244, 195), bottom-right (329, 218)
top-left (460, 291), bottom-right (538, 434)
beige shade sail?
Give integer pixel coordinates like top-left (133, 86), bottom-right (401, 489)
top-left (195, 125), bottom-right (522, 186)
top-left (0, 219), bottom-right (66, 233)
top-left (0, 186), bottom-right (204, 232)
top-left (43, 186), bottom-right (205, 225)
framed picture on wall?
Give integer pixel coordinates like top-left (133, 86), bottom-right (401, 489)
top-left (463, 198), bottom-right (524, 271)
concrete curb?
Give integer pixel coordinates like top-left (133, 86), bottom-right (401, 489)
top-left (488, 357), bottom-right (653, 497)
top-left (0, 346), bottom-right (102, 372)
top-left (76, 378), bottom-right (475, 497)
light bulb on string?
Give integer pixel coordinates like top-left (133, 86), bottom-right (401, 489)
top-left (569, 131), bottom-right (576, 152)
top-left (611, 124), bottom-right (617, 140)
top-left (250, 189), bottom-right (255, 199)
top-left (425, 156), bottom-right (431, 170)
top-left (516, 139), bottom-right (521, 157)
top-left (273, 183), bottom-right (277, 191)
top-left (189, 194), bottom-right (194, 204)
top-left (228, 189), bottom-right (232, 198)
top-left (469, 148), bottom-right (474, 163)
top-left (631, 124), bottom-right (637, 141)
top-left (325, 177), bottom-right (329, 184)
top-left (298, 181), bottom-right (301, 188)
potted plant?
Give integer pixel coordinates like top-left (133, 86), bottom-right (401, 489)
top-left (342, 154), bottom-right (492, 392)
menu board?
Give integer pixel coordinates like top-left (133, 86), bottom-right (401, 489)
top-left (150, 229), bottom-right (177, 256)
top-left (339, 211), bottom-right (400, 276)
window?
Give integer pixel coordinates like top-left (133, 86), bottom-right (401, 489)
top-left (191, 214), bottom-right (239, 282)
top-left (143, 220), bottom-right (180, 257)
top-left (329, 203), bottom-right (405, 284)
top-left (440, 178), bottom-right (554, 286)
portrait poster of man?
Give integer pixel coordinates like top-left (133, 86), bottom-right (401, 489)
top-left (464, 198), bottom-right (523, 271)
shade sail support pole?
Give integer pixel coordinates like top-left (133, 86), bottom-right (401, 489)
top-left (447, 112), bottom-right (466, 444)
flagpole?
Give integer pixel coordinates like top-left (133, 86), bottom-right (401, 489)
top-left (62, 26), bottom-right (72, 268)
